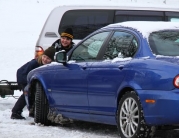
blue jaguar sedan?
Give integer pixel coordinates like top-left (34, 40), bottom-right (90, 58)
top-left (27, 21), bottom-right (179, 138)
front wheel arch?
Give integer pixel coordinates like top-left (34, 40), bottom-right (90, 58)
top-left (29, 79), bottom-right (49, 108)
top-left (34, 81), bottom-right (51, 125)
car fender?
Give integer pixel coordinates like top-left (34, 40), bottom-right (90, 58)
top-left (28, 74), bottom-right (52, 103)
top-left (115, 79), bottom-right (142, 106)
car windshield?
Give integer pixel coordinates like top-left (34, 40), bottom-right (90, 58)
top-left (149, 30), bottom-right (179, 56)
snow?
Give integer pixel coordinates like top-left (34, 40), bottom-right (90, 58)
top-left (0, 0), bottom-right (179, 138)
top-left (107, 21), bottom-right (179, 38)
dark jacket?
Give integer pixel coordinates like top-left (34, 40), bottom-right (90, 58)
top-left (51, 39), bottom-right (75, 53)
top-left (16, 59), bottom-right (40, 90)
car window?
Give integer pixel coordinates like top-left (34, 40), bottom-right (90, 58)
top-left (149, 30), bottom-right (179, 56)
top-left (70, 31), bottom-right (110, 62)
top-left (103, 31), bottom-right (138, 59)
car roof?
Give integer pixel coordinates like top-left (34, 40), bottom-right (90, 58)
top-left (56, 3), bottom-right (179, 11)
top-left (104, 21), bottom-right (179, 38)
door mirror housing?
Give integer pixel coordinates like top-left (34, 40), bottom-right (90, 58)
top-left (55, 50), bottom-right (67, 63)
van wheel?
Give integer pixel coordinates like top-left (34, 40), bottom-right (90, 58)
top-left (34, 82), bottom-right (51, 126)
top-left (117, 91), bottom-right (154, 138)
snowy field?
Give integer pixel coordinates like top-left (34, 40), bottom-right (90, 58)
top-left (0, 0), bottom-right (179, 138)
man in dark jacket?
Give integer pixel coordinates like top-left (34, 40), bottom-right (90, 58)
top-left (11, 47), bottom-right (55, 119)
top-left (51, 28), bottom-right (75, 52)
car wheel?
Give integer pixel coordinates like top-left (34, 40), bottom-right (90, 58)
top-left (117, 91), bottom-right (154, 138)
top-left (34, 82), bottom-right (51, 125)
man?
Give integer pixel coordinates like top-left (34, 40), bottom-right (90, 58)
top-left (51, 28), bottom-right (75, 52)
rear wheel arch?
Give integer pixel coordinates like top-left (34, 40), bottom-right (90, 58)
top-left (116, 87), bottom-right (134, 110)
top-left (115, 87), bottom-right (134, 126)
top-left (116, 90), bottom-right (155, 138)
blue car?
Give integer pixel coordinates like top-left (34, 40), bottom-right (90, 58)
top-left (27, 21), bottom-right (179, 138)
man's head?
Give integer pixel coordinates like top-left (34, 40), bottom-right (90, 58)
top-left (60, 28), bottom-right (73, 48)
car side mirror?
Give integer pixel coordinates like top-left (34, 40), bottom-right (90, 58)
top-left (55, 50), bottom-right (67, 63)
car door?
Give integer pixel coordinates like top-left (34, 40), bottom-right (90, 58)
top-left (88, 30), bottom-right (139, 116)
top-left (50, 31), bottom-right (111, 114)
top-left (50, 62), bottom-right (90, 113)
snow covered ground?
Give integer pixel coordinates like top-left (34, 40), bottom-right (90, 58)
top-left (0, 0), bottom-right (179, 138)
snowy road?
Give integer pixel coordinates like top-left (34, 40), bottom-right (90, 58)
top-left (1, 0), bottom-right (179, 138)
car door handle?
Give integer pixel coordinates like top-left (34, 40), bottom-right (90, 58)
top-left (81, 66), bottom-right (87, 70)
top-left (118, 65), bottom-right (124, 70)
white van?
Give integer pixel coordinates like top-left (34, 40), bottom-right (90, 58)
top-left (34, 4), bottom-right (179, 57)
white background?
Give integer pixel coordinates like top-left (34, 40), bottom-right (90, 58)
top-left (0, 0), bottom-right (179, 138)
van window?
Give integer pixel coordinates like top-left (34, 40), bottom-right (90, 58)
top-left (170, 18), bottom-right (179, 22)
top-left (114, 10), bottom-right (164, 22)
top-left (165, 12), bottom-right (179, 22)
top-left (59, 10), bottom-right (114, 40)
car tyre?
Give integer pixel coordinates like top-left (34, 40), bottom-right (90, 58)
top-left (34, 82), bottom-right (51, 125)
top-left (117, 91), bottom-right (154, 138)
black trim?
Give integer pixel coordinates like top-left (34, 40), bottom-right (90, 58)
top-left (115, 10), bottom-right (163, 16)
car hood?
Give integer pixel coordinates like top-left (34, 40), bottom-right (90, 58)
top-left (27, 62), bottom-right (65, 80)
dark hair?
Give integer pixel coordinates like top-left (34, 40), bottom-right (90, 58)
top-left (43, 46), bottom-right (56, 61)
